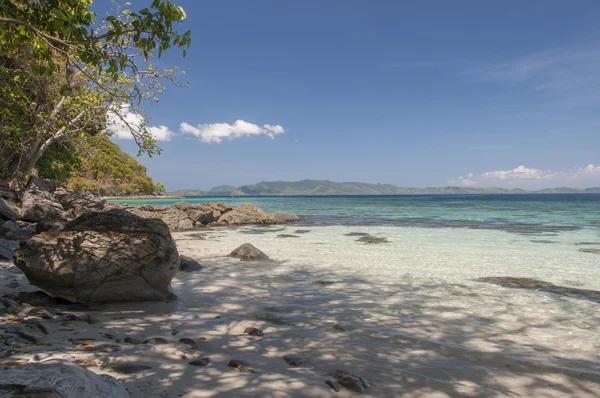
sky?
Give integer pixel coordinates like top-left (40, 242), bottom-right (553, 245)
top-left (94, 0), bottom-right (600, 190)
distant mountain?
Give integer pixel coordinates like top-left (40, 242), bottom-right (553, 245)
top-left (167, 179), bottom-right (600, 196)
top-left (167, 189), bottom-right (205, 197)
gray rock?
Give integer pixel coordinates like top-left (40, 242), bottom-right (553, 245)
top-left (283, 355), bottom-right (307, 366)
top-left (330, 370), bottom-right (370, 392)
top-left (218, 203), bottom-right (299, 225)
top-left (0, 240), bottom-right (14, 260)
top-left (325, 380), bottom-right (340, 392)
top-left (228, 359), bottom-right (250, 367)
top-left (13, 209), bottom-right (180, 303)
top-left (229, 243), bottom-right (270, 261)
top-left (5, 226), bottom-right (35, 242)
top-left (54, 191), bottom-right (106, 219)
top-left (174, 202), bottom-right (218, 225)
top-left (0, 196), bottom-right (22, 221)
top-left (36, 219), bottom-right (66, 233)
top-left (124, 337), bottom-right (143, 345)
top-left (179, 337), bottom-right (199, 349)
top-left (144, 337), bottom-right (169, 345)
top-left (0, 220), bottom-right (19, 236)
top-left (25, 176), bottom-right (55, 192)
top-left (179, 255), bottom-right (203, 272)
top-left (0, 359), bottom-right (128, 397)
top-left (149, 207), bottom-right (195, 231)
top-left (20, 188), bottom-right (65, 222)
top-left (17, 291), bottom-right (60, 306)
top-left (188, 357), bottom-right (211, 366)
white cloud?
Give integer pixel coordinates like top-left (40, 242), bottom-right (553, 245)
top-left (179, 120), bottom-right (285, 143)
top-left (105, 103), bottom-right (174, 141)
top-left (450, 164), bottom-right (600, 189)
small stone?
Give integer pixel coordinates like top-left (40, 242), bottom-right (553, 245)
top-left (179, 338), bottom-right (198, 349)
top-left (325, 380), bottom-right (340, 392)
top-left (34, 353), bottom-right (51, 361)
top-left (228, 359), bottom-right (250, 368)
top-left (124, 337), bottom-right (143, 345)
top-left (188, 357), bottom-right (211, 367)
top-left (170, 329), bottom-right (180, 336)
top-left (333, 323), bottom-right (346, 332)
top-left (283, 355), bottom-right (307, 366)
top-left (108, 363), bottom-right (152, 375)
top-left (244, 327), bottom-right (264, 337)
top-left (144, 337), bottom-right (168, 345)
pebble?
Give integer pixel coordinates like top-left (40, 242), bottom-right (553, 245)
top-left (188, 357), bottom-right (211, 367)
top-left (243, 327), bottom-right (264, 337)
top-left (33, 353), bottom-right (51, 361)
top-left (144, 337), bottom-right (169, 345)
top-left (283, 355), bottom-right (307, 366)
top-left (179, 338), bottom-right (199, 349)
top-left (325, 380), bottom-right (340, 392)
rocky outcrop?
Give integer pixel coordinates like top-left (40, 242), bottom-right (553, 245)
top-left (20, 189), bottom-right (65, 222)
top-left (218, 203), bottom-right (300, 225)
top-left (0, 359), bottom-right (128, 397)
top-left (55, 190), bottom-right (106, 218)
top-left (25, 175), bottom-right (55, 192)
top-left (0, 196), bottom-right (21, 221)
top-left (13, 209), bottom-right (180, 302)
top-left (229, 243), bottom-right (270, 261)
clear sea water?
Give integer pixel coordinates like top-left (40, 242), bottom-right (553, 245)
top-left (111, 194), bottom-right (600, 395)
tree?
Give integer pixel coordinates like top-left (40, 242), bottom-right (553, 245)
top-left (0, 0), bottom-right (191, 187)
top-left (154, 181), bottom-right (166, 195)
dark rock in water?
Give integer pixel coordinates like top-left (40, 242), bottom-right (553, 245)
top-left (244, 327), bottom-right (264, 337)
top-left (124, 337), bottom-right (143, 345)
top-left (325, 380), bottom-right (340, 392)
top-left (188, 357), bottom-right (211, 367)
top-left (144, 337), bottom-right (169, 345)
top-left (333, 323), bottom-right (347, 332)
top-left (356, 236), bottom-right (389, 244)
top-left (282, 355), bottom-right (307, 366)
top-left (186, 233), bottom-right (206, 240)
top-left (228, 359), bottom-right (255, 373)
top-left (179, 337), bottom-right (199, 349)
top-left (579, 248), bottom-right (600, 254)
top-left (36, 219), bottom-right (66, 234)
top-left (229, 243), bottom-right (270, 261)
top-left (0, 359), bottom-right (128, 397)
top-left (295, 230), bottom-right (311, 234)
top-left (476, 277), bottom-right (600, 303)
top-left (575, 242), bottom-right (600, 245)
top-left (311, 280), bottom-right (336, 286)
top-left (277, 234), bottom-right (300, 238)
top-left (13, 209), bottom-right (179, 303)
top-left (108, 363), bottom-right (152, 374)
top-left (344, 232), bottom-right (370, 237)
top-left (330, 370), bottom-right (370, 393)
top-left (530, 240), bottom-right (558, 244)
top-left (179, 255), bottom-right (203, 272)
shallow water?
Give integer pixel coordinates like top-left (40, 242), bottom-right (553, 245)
top-left (172, 223), bottom-right (600, 396)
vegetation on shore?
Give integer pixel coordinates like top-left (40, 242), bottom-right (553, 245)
top-left (168, 179), bottom-right (600, 196)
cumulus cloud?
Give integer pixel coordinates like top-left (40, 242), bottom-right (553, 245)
top-left (105, 103), bottom-right (174, 141)
top-left (179, 120), bottom-right (285, 143)
top-left (450, 165), bottom-right (600, 189)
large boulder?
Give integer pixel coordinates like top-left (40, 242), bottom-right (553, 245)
top-left (0, 196), bottom-right (22, 221)
top-left (150, 207), bottom-right (195, 231)
top-left (55, 191), bottom-right (106, 219)
top-left (174, 202), bottom-right (218, 225)
top-left (0, 359), bottom-right (128, 398)
top-left (25, 175), bottom-right (55, 192)
top-left (20, 189), bottom-right (65, 222)
top-left (13, 209), bottom-right (180, 302)
top-left (218, 203), bottom-right (300, 225)
top-left (229, 243), bottom-right (270, 261)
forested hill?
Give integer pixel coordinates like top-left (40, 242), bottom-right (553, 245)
top-left (168, 179), bottom-right (600, 196)
top-left (38, 135), bottom-right (161, 196)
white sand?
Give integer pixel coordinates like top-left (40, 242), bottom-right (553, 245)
top-left (1, 225), bottom-right (600, 397)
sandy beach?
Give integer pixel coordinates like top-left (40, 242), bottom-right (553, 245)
top-left (2, 224), bottom-right (600, 397)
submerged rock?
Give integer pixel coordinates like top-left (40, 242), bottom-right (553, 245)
top-left (144, 337), bottom-right (169, 345)
top-left (188, 357), bottom-right (211, 367)
top-left (13, 209), bottom-right (179, 303)
top-left (356, 236), bottom-right (389, 244)
top-left (179, 255), bottom-right (203, 272)
top-left (0, 359), bottom-right (128, 397)
top-left (330, 370), bottom-right (370, 392)
top-left (477, 277), bottom-right (600, 303)
top-left (283, 355), bottom-right (307, 366)
top-left (107, 363), bottom-right (152, 374)
top-left (229, 243), bottom-right (270, 261)
top-left (579, 248), bottom-right (600, 254)
top-left (277, 234), bottom-right (300, 238)
top-left (244, 327), bottom-right (264, 337)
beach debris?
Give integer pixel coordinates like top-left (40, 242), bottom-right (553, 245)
top-left (229, 243), bottom-right (270, 261)
top-left (124, 337), bottom-right (143, 345)
top-left (143, 337), bottom-right (169, 345)
top-left (325, 380), bottom-right (340, 392)
top-left (356, 236), bottom-right (389, 244)
top-left (179, 337), bottom-right (199, 349)
top-left (244, 327), bottom-right (264, 337)
top-left (107, 363), bottom-right (152, 375)
top-left (283, 355), bottom-right (307, 366)
top-left (330, 370), bottom-right (370, 393)
top-left (228, 359), bottom-right (255, 373)
top-left (188, 357), bottom-right (211, 367)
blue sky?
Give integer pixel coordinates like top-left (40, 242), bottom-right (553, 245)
top-left (97, 0), bottom-right (600, 190)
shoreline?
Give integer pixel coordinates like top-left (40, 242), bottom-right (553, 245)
top-left (101, 194), bottom-right (185, 200)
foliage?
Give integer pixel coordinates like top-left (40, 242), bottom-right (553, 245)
top-left (0, 0), bottom-right (191, 187)
top-left (66, 134), bottom-right (158, 195)
top-left (37, 141), bottom-right (82, 185)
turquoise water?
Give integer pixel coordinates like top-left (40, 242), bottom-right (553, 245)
top-left (112, 194), bottom-right (600, 235)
